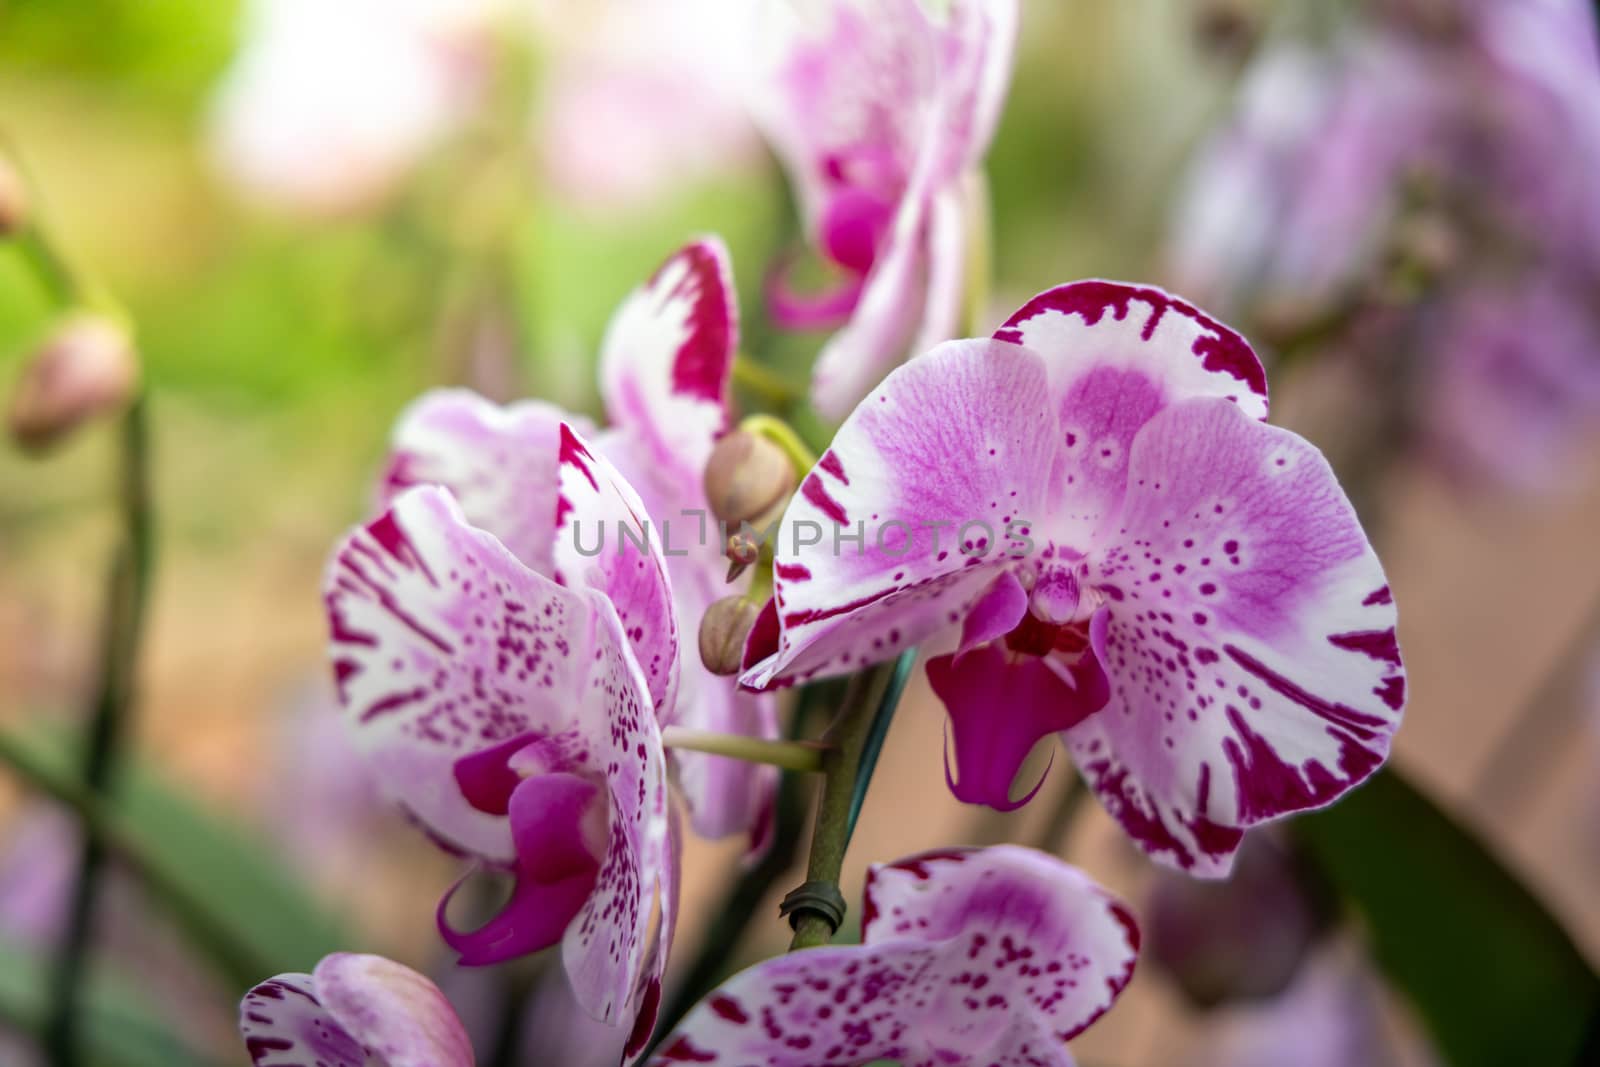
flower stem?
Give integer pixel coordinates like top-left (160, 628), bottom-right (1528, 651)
top-left (647, 682), bottom-right (839, 1053)
top-left (731, 356), bottom-right (802, 410)
top-left (787, 661), bottom-right (904, 951)
top-left (45, 397), bottom-right (153, 1067)
top-left (660, 725), bottom-right (829, 774)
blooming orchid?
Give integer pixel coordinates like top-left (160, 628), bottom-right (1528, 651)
top-left (325, 483), bottom-right (673, 1056)
top-left (649, 845), bottom-right (1139, 1067)
top-left (742, 281), bottom-right (1406, 875)
top-left (240, 953), bottom-right (475, 1067)
top-left (1168, 0), bottom-right (1600, 491)
top-left (381, 238), bottom-right (781, 849)
top-left (754, 0), bottom-right (1018, 418)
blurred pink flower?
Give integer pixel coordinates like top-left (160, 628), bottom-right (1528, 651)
top-left (531, 0), bottom-right (764, 212)
top-left (1183, 944), bottom-right (1420, 1067)
top-left (754, 0), bottom-right (1019, 418)
top-left (1167, 0), bottom-right (1600, 492)
top-left (210, 0), bottom-right (505, 215)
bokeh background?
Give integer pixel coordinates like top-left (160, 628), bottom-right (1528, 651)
top-left (1, 1), bottom-right (1597, 1065)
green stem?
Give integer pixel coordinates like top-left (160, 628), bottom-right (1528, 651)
top-left (45, 399), bottom-right (152, 1067)
top-left (845, 650), bottom-right (915, 842)
top-left (787, 665), bottom-right (894, 951)
top-left (0, 729), bottom-right (267, 992)
top-left (731, 357), bottom-right (802, 410)
top-left (647, 683), bottom-right (838, 1053)
top-left (660, 725), bottom-right (829, 774)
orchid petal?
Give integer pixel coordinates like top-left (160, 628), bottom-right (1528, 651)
top-left (648, 845), bottom-right (1138, 1067)
top-left (810, 186), bottom-right (930, 418)
top-left (240, 973), bottom-right (365, 1067)
top-left (311, 954), bottom-right (477, 1067)
top-left (908, 179), bottom-right (970, 358)
top-left (764, 257), bottom-right (867, 331)
top-left (956, 569), bottom-right (1028, 653)
top-left (599, 238), bottom-right (738, 502)
top-left (934, 0), bottom-right (1021, 180)
top-left (554, 423), bottom-right (681, 718)
top-left (439, 773), bottom-right (606, 966)
top-left (381, 388), bottom-right (583, 575)
top-left (929, 640), bottom-right (1107, 811)
top-left (519, 964), bottom-right (630, 1067)
top-left (743, 340), bottom-right (1055, 690)
top-left (239, 957), bottom-right (475, 1067)
top-left (994, 281), bottom-right (1269, 546)
top-left (1070, 399), bottom-right (1404, 876)
top-left (752, 0), bottom-right (937, 240)
top-left (325, 486), bottom-right (606, 863)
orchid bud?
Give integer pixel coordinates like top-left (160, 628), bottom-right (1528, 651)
top-left (699, 595), bottom-right (761, 676)
top-left (8, 315), bottom-right (138, 452)
top-left (1145, 834), bottom-right (1334, 1008)
top-left (1194, 0), bottom-right (1260, 61)
top-left (0, 158), bottom-right (26, 237)
top-left (704, 430), bottom-right (795, 530)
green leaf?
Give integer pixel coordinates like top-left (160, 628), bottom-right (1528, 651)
top-left (0, 937), bottom-right (224, 1067)
top-left (3, 727), bottom-right (349, 991)
top-left (1295, 768), bottom-right (1600, 1067)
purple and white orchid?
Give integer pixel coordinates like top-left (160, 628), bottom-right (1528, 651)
top-left (1168, 0), bottom-right (1600, 492)
top-left (380, 238), bottom-right (781, 850)
top-left (325, 483), bottom-right (674, 1056)
top-left (742, 280), bottom-right (1405, 875)
top-left (754, 0), bottom-right (1019, 418)
top-left (240, 953), bottom-right (475, 1067)
top-left (649, 845), bottom-right (1139, 1067)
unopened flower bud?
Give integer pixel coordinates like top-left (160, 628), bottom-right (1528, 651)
top-left (699, 595), bottom-right (761, 676)
top-left (8, 315), bottom-right (138, 452)
top-left (1194, 0), bottom-right (1260, 61)
top-left (0, 158), bottom-right (26, 237)
top-left (704, 430), bottom-right (795, 530)
top-left (1145, 835), bottom-right (1334, 1008)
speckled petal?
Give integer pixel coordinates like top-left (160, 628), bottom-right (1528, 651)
top-left (380, 388), bottom-right (584, 575)
top-left (312, 954), bottom-right (476, 1067)
top-left (325, 486), bottom-right (607, 863)
top-left (648, 846), bottom-right (1137, 1066)
top-left (1070, 399), bottom-right (1404, 876)
top-left (599, 238), bottom-right (738, 500)
top-left (994, 281), bottom-right (1268, 547)
top-left (742, 339), bottom-right (1055, 690)
top-left (554, 423), bottom-right (681, 718)
top-left (240, 973), bottom-right (365, 1067)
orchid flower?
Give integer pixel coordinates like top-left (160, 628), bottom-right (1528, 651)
top-left (240, 953), bottom-right (475, 1067)
top-left (648, 845), bottom-right (1139, 1067)
top-left (754, 0), bottom-right (1019, 418)
top-left (742, 281), bottom-right (1405, 876)
top-left (325, 484), bottom-right (673, 1057)
top-left (381, 238), bottom-right (781, 850)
